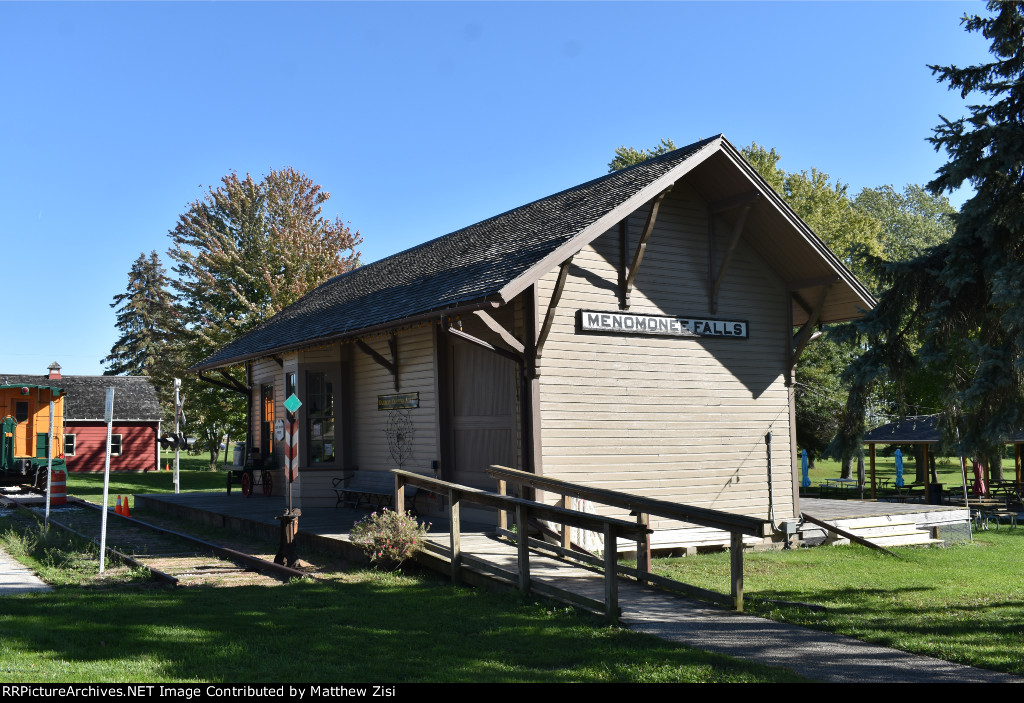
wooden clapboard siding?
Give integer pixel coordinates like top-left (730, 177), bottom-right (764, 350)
top-left (65, 422), bottom-right (156, 472)
top-left (534, 186), bottom-right (796, 530)
top-left (249, 356), bottom-right (286, 497)
top-left (350, 326), bottom-right (439, 481)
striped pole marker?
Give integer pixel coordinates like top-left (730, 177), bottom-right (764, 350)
top-left (284, 418), bottom-right (299, 483)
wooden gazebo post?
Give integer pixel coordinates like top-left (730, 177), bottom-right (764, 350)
top-left (922, 442), bottom-right (930, 500)
top-left (869, 443), bottom-right (876, 499)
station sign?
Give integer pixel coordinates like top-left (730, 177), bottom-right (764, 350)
top-left (578, 310), bottom-right (748, 339)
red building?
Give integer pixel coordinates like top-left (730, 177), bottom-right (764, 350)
top-left (2, 363), bottom-right (162, 472)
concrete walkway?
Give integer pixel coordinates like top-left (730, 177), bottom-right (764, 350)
top-left (0, 546), bottom-right (51, 595)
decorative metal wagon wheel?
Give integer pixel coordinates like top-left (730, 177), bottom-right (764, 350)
top-left (239, 467), bottom-right (274, 498)
top-left (227, 461), bottom-right (274, 498)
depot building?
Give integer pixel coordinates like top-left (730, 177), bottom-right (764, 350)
top-left (193, 135), bottom-right (874, 549)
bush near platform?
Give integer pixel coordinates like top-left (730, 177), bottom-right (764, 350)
top-left (349, 509), bottom-right (430, 570)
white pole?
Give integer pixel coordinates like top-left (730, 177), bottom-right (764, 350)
top-left (174, 378), bottom-right (181, 495)
top-left (45, 401), bottom-right (54, 528)
top-left (100, 387), bottom-right (114, 573)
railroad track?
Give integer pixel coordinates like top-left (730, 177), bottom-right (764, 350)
top-left (1, 490), bottom-right (308, 587)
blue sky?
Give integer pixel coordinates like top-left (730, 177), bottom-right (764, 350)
top-left (0, 1), bottom-right (991, 378)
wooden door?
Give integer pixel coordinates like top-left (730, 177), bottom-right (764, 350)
top-left (10, 399), bottom-right (30, 457)
top-left (449, 339), bottom-right (518, 508)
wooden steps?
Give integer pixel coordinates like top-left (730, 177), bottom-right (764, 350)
top-left (819, 515), bottom-right (942, 548)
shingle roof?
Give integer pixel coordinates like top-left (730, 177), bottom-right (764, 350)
top-left (864, 414), bottom-right (1024, 445)
top-left (0, 374), bottom-right (161, 421)
top-left (863, 415), bottom-right (942, 444)
top-left (193, 136), bottom-right (721, 370)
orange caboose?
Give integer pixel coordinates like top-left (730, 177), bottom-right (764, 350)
top-left (0, 381), bottom-right (66, 484)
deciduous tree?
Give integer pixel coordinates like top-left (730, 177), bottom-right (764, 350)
top-left (165, 167), bottom-right (363, 465)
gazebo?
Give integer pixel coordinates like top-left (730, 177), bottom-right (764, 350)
top-left (862, 414), bottom-right (1024, 501)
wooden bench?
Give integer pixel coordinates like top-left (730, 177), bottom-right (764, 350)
top-left (332, 471), bottom-right (420, 514)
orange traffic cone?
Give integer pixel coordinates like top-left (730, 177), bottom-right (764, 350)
top-left (123, 497), bottom-right (131, 517)
top-left (115, 495), bottom-right (123, 515)
top-left (165, 461), bottom-right (170, 472)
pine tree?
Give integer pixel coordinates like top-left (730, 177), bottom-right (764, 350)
top-left (840, 2), bottom-right (1024, 463)
top-left (102, 251), bottom-right (177, 377)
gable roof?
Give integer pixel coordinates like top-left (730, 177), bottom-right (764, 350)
top-left (194, 135), bottom-right (875, 371)
top-left (1, 374), bottom-right (162, 422)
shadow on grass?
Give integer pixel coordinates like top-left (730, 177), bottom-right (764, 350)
top-left (0, 576), bottom-right (804, 683)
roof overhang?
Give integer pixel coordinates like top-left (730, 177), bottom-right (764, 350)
top-left (0, 384), bottom-right (64, 395)
top-left (191, 296), bottom-right (503, 372)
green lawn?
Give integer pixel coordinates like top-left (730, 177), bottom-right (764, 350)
top-left (803, 454), bottom-right (975, 490)
top-left (0, 514), bottom-right (804, 684)
top-left (653, 529), bottom-right (1024, 675)
top-left (69, 451), bottom-right (227, 509)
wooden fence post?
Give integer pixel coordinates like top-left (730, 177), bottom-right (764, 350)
top-left (515, 502), bottom-right (530, 594)
top-left (604, 523), bottom-right (618, 624)
top-left (561, 494), bottom-right (572, 549)
top-left (497, 478), bottom-right (507, 532)
top-left (730, 531), bottom-right (744, 612)
top-left (635, 512), bottom-right (650, 585)
top-left (449, 488), bottom-right (461, 584)
top-left (394, 473), bottom-right (405, 514)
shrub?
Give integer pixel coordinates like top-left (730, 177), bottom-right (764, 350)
top-left (349, 510), bottom-right (430, 570)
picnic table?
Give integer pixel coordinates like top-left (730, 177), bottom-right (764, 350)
top-left (819, 477), bottom-right (858, 497)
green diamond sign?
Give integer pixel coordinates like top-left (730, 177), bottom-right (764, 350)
top-left (284, 393), bottom-right (302, 413)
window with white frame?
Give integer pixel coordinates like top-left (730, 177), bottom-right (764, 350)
top-left (64, 434), bottom-right (76, 456)
top-left (110, 434), bottom-right (122, 456)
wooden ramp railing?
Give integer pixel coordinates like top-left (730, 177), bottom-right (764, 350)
top-left (485, 465), bottom-right (770, 612)
top-left (391, 469), bottom-right (650, 624)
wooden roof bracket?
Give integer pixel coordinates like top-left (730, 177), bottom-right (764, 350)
top-left (443, 318), bottom-right (524, 365)
top-left (791, 281), bottom-right (835, 366)
top-left (534, 257), bottom-right (573, 374)
top-left (472, 310), bottom-right (526, 356)
top-left (198, 370), bottom-right (249, 397)
top-left (708, 201), bottom-right (754, 314)
top-left (620, 186), bottom-right (673, 309)
top-left (356, 336), bottom-right (400, 392)
top-left (272, 356), bottom-right (284, 368)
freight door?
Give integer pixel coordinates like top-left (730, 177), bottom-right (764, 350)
top-left (449, 339), bottom-right (518, 522)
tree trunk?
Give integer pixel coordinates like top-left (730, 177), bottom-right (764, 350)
top-left (840, 457), bottom-right (853, 480)
top-left (990, 451), bottom-right (1004, 482)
